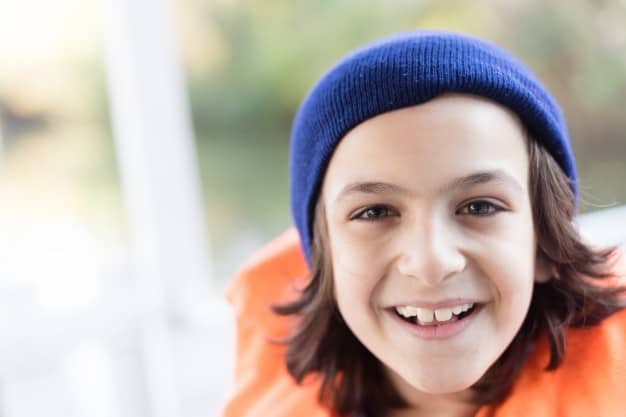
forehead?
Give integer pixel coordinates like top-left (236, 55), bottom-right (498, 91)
top-left (322, 94), bottom-right (529, 200)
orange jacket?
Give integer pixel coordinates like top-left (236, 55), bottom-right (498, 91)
top-left (221, 228), bottom-right (626, 417)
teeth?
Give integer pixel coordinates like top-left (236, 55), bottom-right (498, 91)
top-left (416, 308), bottom-right (434, 323)
top-left (396, 306), bottom-right (416, 318)
top-left (452, 303), bottom-right (473, 315)
top-left (452, 305), bottom-right (465, 315)
top-left (434, 308), bottom-right (453, 321)
top-left (405, 306), bottom-right (418, 317)
top-left (396, 306), bottom-right (409, 317)
top-left (395, 303), bottom-right (475, 323)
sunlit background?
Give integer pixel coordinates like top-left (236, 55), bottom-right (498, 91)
top-left (1, 0), bottom-right (625, 416)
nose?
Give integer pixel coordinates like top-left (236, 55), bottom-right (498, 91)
top-left (395, 214), bottom-right (467, 286)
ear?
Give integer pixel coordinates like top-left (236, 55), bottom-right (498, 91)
top-left (534, 251), bottom-right (556, 283)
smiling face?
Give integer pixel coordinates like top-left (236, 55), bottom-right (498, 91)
top-left (321, 94), bottom-right (543, 403)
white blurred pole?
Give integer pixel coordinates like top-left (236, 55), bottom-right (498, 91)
top-left (0, 119), bottom-right (4, 162)
top-left (578, 204), bottom-right (626, 248)
top-left (104, 1), bottom-right (212, 417)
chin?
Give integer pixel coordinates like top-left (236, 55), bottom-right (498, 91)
top-left (399, 368), bottom-right (482, 395)
top-left (415, 380), bottom-right (474, 395)
top-left (416, 381), bottom-right (474, 395)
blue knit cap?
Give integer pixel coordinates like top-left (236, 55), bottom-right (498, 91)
top-left (289, 30), bottom-right (576, 263)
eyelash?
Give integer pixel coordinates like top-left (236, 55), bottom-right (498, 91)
top-left (456, 200), bottom-right (504, 216)
top-left (350, 200), bottom-right (504, 222)
top-left (350, 205), bottom-right (398, 221)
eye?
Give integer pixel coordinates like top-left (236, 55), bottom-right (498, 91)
top-left (457, 200), bottom-right (503, 216)
top-left (351, 205), bottom-right (397, 221)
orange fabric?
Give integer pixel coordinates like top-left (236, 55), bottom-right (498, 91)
top-left (220, 228), bottom-right (626, 417)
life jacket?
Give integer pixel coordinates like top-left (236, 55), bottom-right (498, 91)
top-left (220, 228), bottom-right (626, 417)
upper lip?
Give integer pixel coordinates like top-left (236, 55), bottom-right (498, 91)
top-left (388, 298), bottom-right (483, 310)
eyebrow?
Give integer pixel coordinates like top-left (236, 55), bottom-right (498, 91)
top-left (334, 169), bottom-right (524, 203)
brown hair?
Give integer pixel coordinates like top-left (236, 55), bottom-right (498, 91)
top-left (273, 138), bottom-right (626, 417)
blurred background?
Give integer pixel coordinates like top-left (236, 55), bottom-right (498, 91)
top-left (0, 0), bottom-right (625, 416)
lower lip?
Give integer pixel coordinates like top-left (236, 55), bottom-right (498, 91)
top-left (387, 305), bottom-right (483, 341)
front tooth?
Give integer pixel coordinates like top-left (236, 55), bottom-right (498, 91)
top-left (434, 308), bottom-right (453, 321)
top-left (416, 308), bottom-right (434, 323)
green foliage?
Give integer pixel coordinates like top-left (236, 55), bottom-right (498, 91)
top-left (180, 0), bottom-right (626, 251)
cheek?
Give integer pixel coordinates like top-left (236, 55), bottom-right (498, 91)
top-left (330, 232), bottom-right (390, 329)
top-left (329, 223), bottom-right (395, 275)
top-left (491, 262), bottom-right (535, 328)
top-left (331, 247), bottom-right (378, 312)
top-left (479, 221), bottom-right (536, 325)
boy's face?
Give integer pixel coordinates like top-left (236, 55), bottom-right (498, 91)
top-left (322, 94), bottom-right (543, 402)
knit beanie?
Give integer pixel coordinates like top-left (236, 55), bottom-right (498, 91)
top-left (289, 30), bottom-right (576, 264)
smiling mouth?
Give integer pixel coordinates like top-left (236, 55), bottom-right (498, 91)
top-left (392, 303), bottom-right (480, 326)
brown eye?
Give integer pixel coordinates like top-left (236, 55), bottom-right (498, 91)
top-left (353, 205), bottom-right (395, 221)
top-left (458, 200), bottom-right (501, 216)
